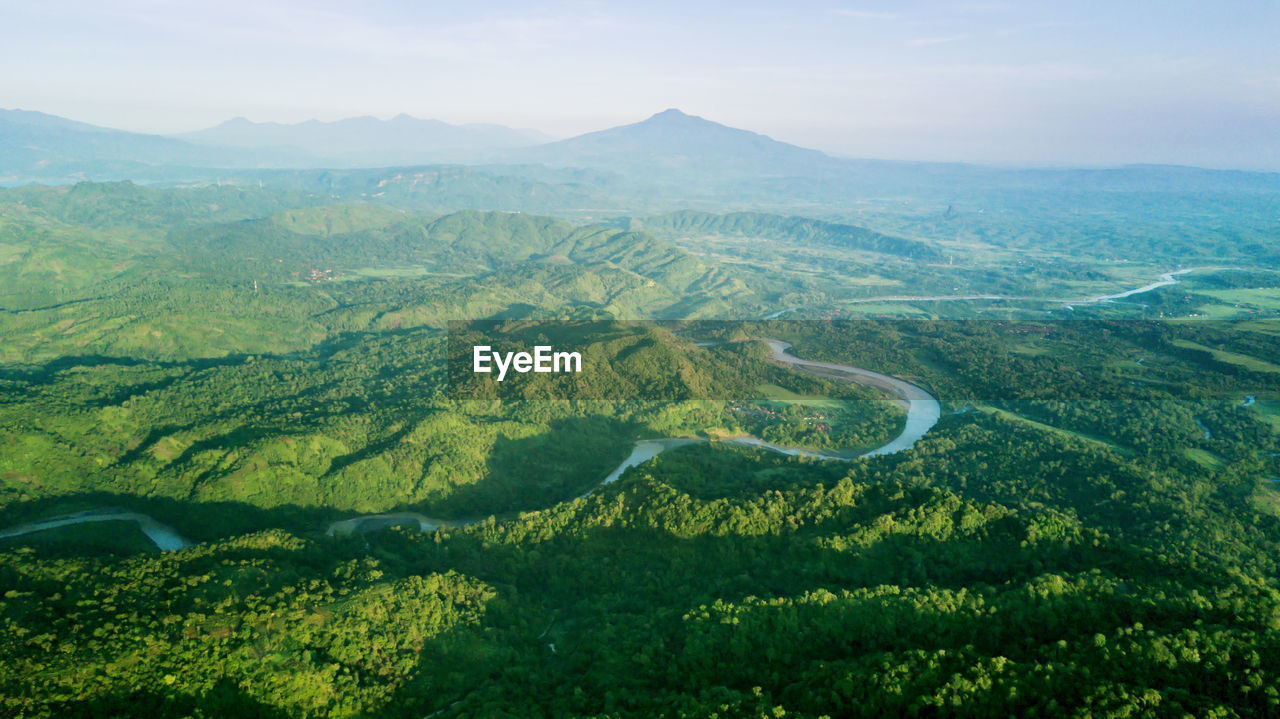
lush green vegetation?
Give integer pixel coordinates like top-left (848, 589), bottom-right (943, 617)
top-left (2, 182), bottom-right (1280, 717)
top-left (724, 399), bottom-right (902, 453)
top-left (628, 211), bottom-right (944, 261)
top-left (0, 334), bottom-right (669, 514)
top-left (0, 184), bottom-right (780, 363)
top-left (5, 410), bottom-right (1280, 716)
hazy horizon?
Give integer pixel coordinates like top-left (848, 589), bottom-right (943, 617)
top-left (4, 0), bottom-right (1279, 170)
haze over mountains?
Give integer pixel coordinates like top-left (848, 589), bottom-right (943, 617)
top-left (1, 106), bottom-right (839, 179)
top-left (180, 114), bottom-right (554, 166)
top-left (2, 106), bottom-right (1276, 204)
top-left (516, 108), bottom-right (840, 179)
top-left (0, 108), bottom-right (310, 180)
top-left (0, 108), bottom-right (553, 179)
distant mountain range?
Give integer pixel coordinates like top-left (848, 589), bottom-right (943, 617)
top-left (2, 107), bottom-right (1276, 201)
top-left (0, 108), bottom-right (318, 181)
top-left (0, 109), bottom-right (556, 180)
top-left (179, 114), bottom-right (554, 165)
top-left (0, 106), bottom-right (851, 186)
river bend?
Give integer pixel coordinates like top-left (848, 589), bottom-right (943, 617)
top-left (2, 340), bottom-right (939, 548)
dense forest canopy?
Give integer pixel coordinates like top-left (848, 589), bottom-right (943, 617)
top-left (2, 181), bottom-right (1279, 717)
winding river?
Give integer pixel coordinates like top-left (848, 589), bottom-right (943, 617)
top-left (10, 262), bottom-right (1268, 549)
top-left (582, 339), bottom-right (942, 492)
top-left (0, 339), bottom-right (941, 549)
top-left (325, 339), bottom-right (941, 537)
top-left (762, 266), bottom-right (1262, 319)
top-left (0, 507), bottom-right (190, 551)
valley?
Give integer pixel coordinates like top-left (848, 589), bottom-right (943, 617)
top-left (0, 337), bottom-right (939, 548)
top-left (1, 112), bottom-right (1278, 718)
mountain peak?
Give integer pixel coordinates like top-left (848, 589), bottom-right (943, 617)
top-left (518, 108), bottom-right (835, 178)
top-left (646, 108), bottom-right (698, 123)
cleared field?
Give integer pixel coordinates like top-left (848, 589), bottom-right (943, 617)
top-left (1197, 288), bottom-right (1280, 311)
top-left (753, 383), bottom-right (843, 404)
top-left (839, 302), bottom-right (932, 317)
top-left (1183, 303), bottom-right (1251, 320)
top-left (1171, 339), bottom-right (1280, 374)
top-left (1249, 483), bottom-right (1280, 518)
top-left (1236, 320), bottom-right (1280, 337)
top-left (974, 402), bottom-right (1132, 456)
top-left (1251, 399), bottom-right (1280, 430)
top-left (1184, 447), bottom-right (1227, 471)
top-left (347, 267), bottom-right (473, 279)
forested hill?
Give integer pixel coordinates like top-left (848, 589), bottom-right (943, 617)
top-left (628, 210), bottom-right (943, 261)
top-left (179, 207), bottom-right (676, 278)
top-left (0, 180), bottom-right (331, 229)
top-left (170, 207), bottom-right (756, 309)
top-left (4, 180), bottom-right (1280, 716)
top-left (0, 109), bottom-right (310, 180)
top-left (238, 165), bottom-right (632, 215)
top-left (0, 183), bottom-right (767, 361)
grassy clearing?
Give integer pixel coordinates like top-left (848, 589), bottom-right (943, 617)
top-left (346, 267), bottom-right (474, 280)
top-left (1250, 399), bottom-right (1280, 431)
top-left (974, 402), bottom-right (1132, 456)
top-left (1183, 303), bottom-right (1251, 320)
top-left (753, 383), bottom-right (846, 407)
top-left (1008, 341), bottom-right (1052, 357)
top-left (840, 303), bottom-right (932, 317)
top-left (1249, 482), bottom-right (1280, 518)
top-left (1197, 288), bottom-right (1280, 311)
top-left (1171, 339), bottom-right (1280, 374)
top-left (1235, 320), bottom-right (1280, 337)
top-left (1183, 448), bottom-right (1226, 471)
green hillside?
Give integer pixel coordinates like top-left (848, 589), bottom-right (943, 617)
top-left (632, 210), bottom-right (944, 261)
top-left (0, 184), bottom-right (774, 363)
top-left (2, 179), bottom-right (1280, 718)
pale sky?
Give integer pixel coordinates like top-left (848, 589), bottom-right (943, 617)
top-left (3, 0), bottom-right (1279, 168)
